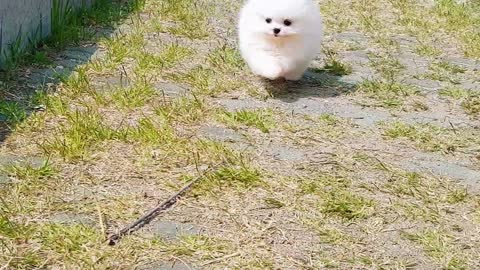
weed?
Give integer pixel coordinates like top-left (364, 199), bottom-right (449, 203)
top-left (415, 44), bottom-right (442, 57)
top-left (312, 49), bottom-right (352, 76)
top-left (318, 113), bottom-right (340, 125)
top-left (219, 109), bottom-right (275, 133)
top-left (40, 223), bottom-right (103, 262)
top-left (111, 81), bottom-right (157, 109)
top-left (357, 80), bottom-right (419, 107)
top-left (160, 235), bottom-right (231, 260)
top-left (321, 191), bottom-right (375, 219)
top-left (155, 95), bottom-right (206, 124)
top-left (40, 109), bottom-right (120, 160)
top-left (368, 53), bottom-right (405, 81)
top-left (48, 0), bottom-right (93, 48)
top-left (136, 44), bottom-right (193, 75)
top-left (4, 159), bottom-right (56, 181)
top-left (207, 45), bottom-right (245, 71)
top-left (125, 117), bottom-right (175, 146)
top-left (205, 165), bottom-right (263, 189)
top-left (438, 87), bottom-right (480, 116)
top-left (461, 92), bottom-right (480, 116)
top-left (439, 87), bottom-right (470, 100)
top-left (158, 0), bottom-right (210, 39)
top-left (446, 189), bottom-right (468, 204)
top-left (317, 227), bottom-right (349, 244)
top-left (403, 229), bottom-right (467, 269)
top-left (0, 101), bottom-right (27, 124)
top-left (382, 121), bottom-right (476, 153)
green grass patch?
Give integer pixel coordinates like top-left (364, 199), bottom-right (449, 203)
top-left (462, 92), bottom-right (480, 116)
top-left (40, 109), bottom-right (122, 160)
top-left (439, 87), bottom-right (480, 116)
top-left (403, 229), bottom-right (468, 269)
top-left (206, 165), bottom-right (262, 189)
top-left (111, 81), bottom-right (157, 109)
top-left (415, 44), bottom-right (442, 57)
top-left (439, 87), bottom-right (470, 99)
top-left (368, 53), bottom-right (405, 81)
top-left (312, 49), bottom-right (352, 76)
top-left (159, 235), bottom-right (232, 260)
top-left (135, 44), bottom-right (193, 75)
top-left (357, 80), bottom-right (420, 107)
top-left (321, 191), bottom-right (375, 220)
top-left (157, 0), bottom-right (210, 39)
top-left (155, 95), bottom-right (206, 124)
top-left (207, 45), bottom-right (245, 71)
top-left (125, 117), bottom-right (176, 146)
top-left (0, 101), bottom-right (27, 124)
top-left (381, 121), bottom-right (476, 153)
top-left (3, 159), bottom-right (56, 181)
top-left (48, 0), bottom-right (146, 48)
top-left (219, 109), bottom-right (275, 133)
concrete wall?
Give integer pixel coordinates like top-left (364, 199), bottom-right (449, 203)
top-left (0, 0), bottom-right (93, 67)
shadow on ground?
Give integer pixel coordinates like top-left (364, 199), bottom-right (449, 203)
top-left (264, 68), bottom-right (355, 102)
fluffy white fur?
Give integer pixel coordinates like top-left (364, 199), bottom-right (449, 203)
top-left (238, 0), bottom-right (323, 81)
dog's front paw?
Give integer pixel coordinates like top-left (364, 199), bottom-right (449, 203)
top-left (257, 64), bottom-right (283, 80)
top-left (284, 72), bottom-right (304, 81)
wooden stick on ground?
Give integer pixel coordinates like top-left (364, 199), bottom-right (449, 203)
top-left (107, 164), bottom-right (219, 246)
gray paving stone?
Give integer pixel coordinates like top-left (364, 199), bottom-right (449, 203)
top-left (140, 262), bottom-right (195, 270)
top-left (199, 126), bottom-right (243, 142)
top-left (143, 220), bottom-right (201, 240)
top-left (49, 213), bottom-right (96, 226)
top-left (266, 145), bottom-right (307, 161)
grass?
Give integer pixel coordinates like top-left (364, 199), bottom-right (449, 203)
top-left (135, 44), bottom-right (193, 76)
top-left (321, 191), bottom-right (375, 220)
top-left (159, 235), bottom-right (232, 260)
top-left (0, 0), bottom-right (145, 76)
top-left (48, 0), bottom-right (146, 48)
top-left (318, 113), bottom-right (341, 125)
top-left (207, 45), bottom-right (245, 71)
top-left (2, 0), bottom-right (480, 268)
top-left (124, 117), bottom-right (175, 146)
top-left (298, 175), bottom-right (374, 219)
top-left (415, 44), bottom-right (442, 57)
top-left (439, 87), bottom-right (471, 100)
top-left (403, 229), bottom-right (468, 269)
top-left (439, 87), bottom-right (480, 117)
top-left (462, 92), bottom-right (480, 116)
top-left (434, 0), bottom-right (480, 58)
top-left (368, 53), bottom-right (405, 81)
top-left (420, 61), bottom-right (466, 84)
top-left (111, 81), bottom-right (157, 109)
top-left (219, 109), bottom-right (275, 133)
top-left (40, 109), bottom-right (122, 160)
top-left (0, 101), bottom-right (27, 124)
top-left (155, 0), bottom-right (210, 40)
top-left (312, 49), bottom-right (353, 76)
top-left (381, 121), bottom-right (477, 153)
top-left (202, 165), bottom-right (263, 190)
top-left (357, 80), bottom-right (420, 108)
top-left (3, 159), bottom-right (56, 181)
top-left (155, 95), bottom-right (207, 124)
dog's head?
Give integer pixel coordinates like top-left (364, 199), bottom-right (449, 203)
top-left (243, 0), bottom-right (319, 38)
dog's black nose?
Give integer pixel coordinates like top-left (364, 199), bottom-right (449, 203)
top-left (273, 28), bottom-right (281, 34)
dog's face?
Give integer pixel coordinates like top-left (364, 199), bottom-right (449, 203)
top-left (246, 0), bottom-right (314, 38)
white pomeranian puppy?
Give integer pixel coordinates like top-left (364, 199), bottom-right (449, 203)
top-left (238, 0), bottom-right (323, 81)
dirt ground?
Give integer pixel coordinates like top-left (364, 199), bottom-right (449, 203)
top-left (1, 0), bottom-right (479, 269)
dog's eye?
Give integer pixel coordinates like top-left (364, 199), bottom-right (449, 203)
top-left (284, 19), bottom-right (292, 26)
top-left (266, 18), bottom-right (272, 23)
